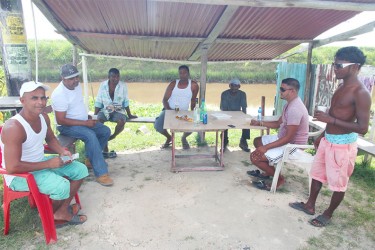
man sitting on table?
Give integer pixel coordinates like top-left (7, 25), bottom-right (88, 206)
top-left (0, 81), bottom-right (88, 227)
top-left (220, 78), bottom-right (250, 152)
top-left (248, 78), bottom-right (309, 191)
top-left (154, 65), bottom-right (199, 149)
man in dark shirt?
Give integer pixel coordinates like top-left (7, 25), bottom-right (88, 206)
top-left (220, 79), bottom-right (250, 152)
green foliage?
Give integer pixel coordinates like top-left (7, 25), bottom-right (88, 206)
top-left (281, 46), bottom-right (375, 66)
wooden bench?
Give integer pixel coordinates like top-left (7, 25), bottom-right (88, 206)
top-left (127, 117), bottom-right (156, 123)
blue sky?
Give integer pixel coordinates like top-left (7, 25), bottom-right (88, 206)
top-left (21, 0), bottom-right (375, 47)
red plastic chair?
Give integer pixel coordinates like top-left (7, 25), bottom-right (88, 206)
top-left (0, 127), bottom-right (81, 244)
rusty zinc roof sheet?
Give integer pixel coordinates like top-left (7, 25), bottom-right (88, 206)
top-left (32, 0), bottom-right (375, 61)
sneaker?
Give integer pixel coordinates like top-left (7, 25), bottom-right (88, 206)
top-left (85, 158), bottom-right (92, 169)
top-left (239, 139), bottom-right (250, 152)
top-left (96, 174), bottom-right (114, 186)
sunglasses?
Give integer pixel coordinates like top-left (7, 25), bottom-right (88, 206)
top-left (279, 87), bottom-right (293, 92)
top-left (332, 62), bottom-right (358, 69)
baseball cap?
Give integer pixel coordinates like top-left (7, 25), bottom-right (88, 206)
top-left (20, 81), bottom-right (50, 97)
top-left (60, 64), bottom-right (80, 79)
top-left (230, 78), bottom-right (241, 85)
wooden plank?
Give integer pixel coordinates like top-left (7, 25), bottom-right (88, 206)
top-left (127, 117), bottom-right (156, 123)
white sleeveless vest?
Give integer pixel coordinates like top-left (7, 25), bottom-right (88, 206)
top-left (168, 79), bottom-right (192, 111)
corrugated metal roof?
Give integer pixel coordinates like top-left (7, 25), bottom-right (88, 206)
top-left (32, 0), bottom-right (375, 61)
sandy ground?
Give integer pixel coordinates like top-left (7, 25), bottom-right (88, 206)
top-left (47, 145), bottom-right (324, 250)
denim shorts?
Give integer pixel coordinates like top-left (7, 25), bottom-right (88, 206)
top-left (9, 156), bottom-right (88, 200)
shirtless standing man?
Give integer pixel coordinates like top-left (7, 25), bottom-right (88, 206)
top-left (289, 46), bottom-right (371, 227)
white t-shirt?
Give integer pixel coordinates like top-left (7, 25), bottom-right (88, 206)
top-left (51, 82), bottom-right (88, 124)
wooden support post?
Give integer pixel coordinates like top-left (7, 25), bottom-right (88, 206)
top-left (261, 96), bottom-right (268, 135)
top-left (199, 47), bottom-right (208, 142)
top-left (305, 42), bottom-right (313, 113)
top-left (82, 55), bottom-right (89, 112)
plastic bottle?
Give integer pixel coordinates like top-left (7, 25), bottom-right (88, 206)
top-left (193, 98), bottom-right (200, 125)
top-left (257, 107), bottom-right (262, 122)
top-left (200, 99), bottom-right (206, 122)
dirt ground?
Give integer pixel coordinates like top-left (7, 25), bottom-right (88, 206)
top-left (39, 145), bottom-right (333, 250)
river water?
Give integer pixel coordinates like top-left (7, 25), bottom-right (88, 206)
top-left (46, 82), bottom-right (277, 115)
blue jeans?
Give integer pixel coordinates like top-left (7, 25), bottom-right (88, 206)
top-left (57, 123), bottom-right (111, 177)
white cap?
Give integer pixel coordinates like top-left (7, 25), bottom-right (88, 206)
top-left (20, 81), bottom-right (50, 97)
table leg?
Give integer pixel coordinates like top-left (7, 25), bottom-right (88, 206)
top-left (214, 131), bottom-right (218, 161)
top-left (220, 130), bottom-right (224, 167)
top-left (171, 131), bottom-right (176, 170)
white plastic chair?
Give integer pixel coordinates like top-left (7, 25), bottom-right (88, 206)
top-left (270, 130), bottom-right (324, 193)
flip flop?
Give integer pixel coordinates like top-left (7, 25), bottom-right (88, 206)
top-left (253, 180), bottom-right (271, 191)
top-left (309, 215), bottom-right (331, 227)
top-left (160, 142), bottom-right (172, 149)
top-left (246, 170), bottom-right (270, 180)
top-left (68, 203), bottom-right (81, 216)
top-left (289, 202), bottom-right (315, 215)
top-left (102, 150), bottom-right (117, 158)
top-left (55, 214), bottom-right (87, 229)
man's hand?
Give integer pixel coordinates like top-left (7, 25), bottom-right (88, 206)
top-left (59, 149), bottom-right (72, 158)
top-left (250, 119), bottom-right (260, 126)
top-left (252, 146), bottom-right (268, 161)
top-left (85, 119), bottom-right (97, 127)
top-left (313, 111), bottom-right (335, 124)
top-left (47, 157), bottom-right (66, 168)
top-left (313, 135), bottom-right (323, 149)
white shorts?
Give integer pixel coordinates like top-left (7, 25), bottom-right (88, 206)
top-left (261, 135), bottom-right (296, 165)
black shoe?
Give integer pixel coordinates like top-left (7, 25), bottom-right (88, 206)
top-left (239, 140), bottom-right (250, 152)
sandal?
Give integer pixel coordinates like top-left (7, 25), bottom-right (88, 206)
top-left (102, 150), bottom-right (117, 158)
top-left (55, 214), bottom-right (87, 229)
top-left (246, 170), bottom-right (270, 180)
top-left (309, 215), bottom-right (331, 227)
top-left (289, 202), bottom-right (315, 215)
top-left (253, 180), bottom-right (271, 191)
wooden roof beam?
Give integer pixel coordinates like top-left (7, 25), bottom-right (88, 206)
top-left (69, 31), bottom-right (311, 44)
top-left (189, 5), bottom-right (239, 61)
top-left (152, 0), bottom-right (375, 11)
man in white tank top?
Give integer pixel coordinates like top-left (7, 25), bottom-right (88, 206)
top-left (154, 65), bottom-right (199, 149)
top-left (0, 81), bottom-right (88, 227)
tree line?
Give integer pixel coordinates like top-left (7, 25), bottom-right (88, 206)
top-left (1, 40), bottom-right (374, 90)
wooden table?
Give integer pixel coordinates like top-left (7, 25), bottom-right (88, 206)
top-left (0, 96), bottom-right (22, 112)
top-left (163, 110), bottom-right (266, 172)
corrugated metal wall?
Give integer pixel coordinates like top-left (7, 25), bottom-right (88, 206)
top-left (275, 62), bottom-right (307, 115)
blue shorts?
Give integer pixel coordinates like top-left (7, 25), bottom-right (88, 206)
top-left (154, 110), bottom-right (166, 133)
top-left (9, 156), bottom-right (88, 200)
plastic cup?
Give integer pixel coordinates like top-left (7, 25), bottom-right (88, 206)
top-left (316, 106), bottom-right (327, 112)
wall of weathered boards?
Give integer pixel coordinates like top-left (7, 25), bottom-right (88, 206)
top-left (274, 62), bottom-right (375, 116)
